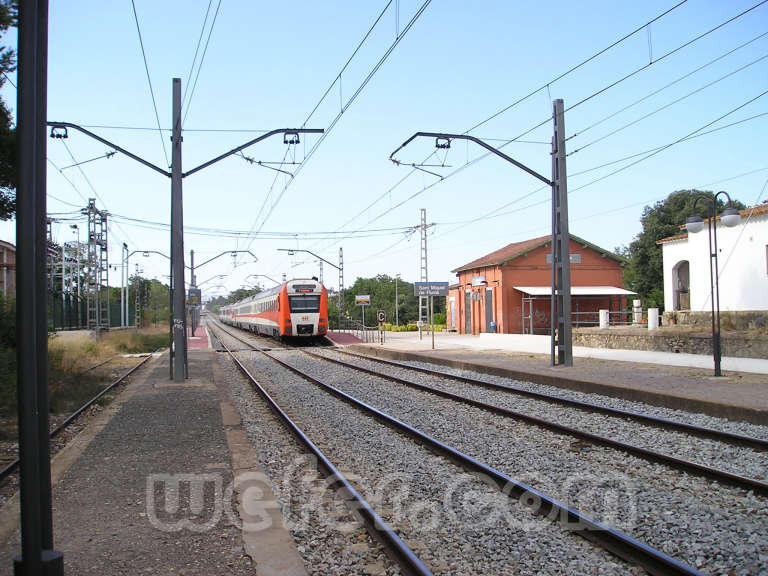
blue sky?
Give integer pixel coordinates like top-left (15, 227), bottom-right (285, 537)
top-left (2, 0), bottom-right (767, 299)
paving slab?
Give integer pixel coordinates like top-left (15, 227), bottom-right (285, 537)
top-left (0, 349), bottom-right (307, 576)
top-left (345, 331), bottom-right (768, 425)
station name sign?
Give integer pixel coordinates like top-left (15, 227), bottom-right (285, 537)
top-left (413, 282), bottom-right (449, 297)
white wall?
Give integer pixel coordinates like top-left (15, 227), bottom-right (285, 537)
top-left (662, 214), bottom-right (768, 312)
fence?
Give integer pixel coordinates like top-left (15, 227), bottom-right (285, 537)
top-left (335, 318), bottom-right (386, 344)
top-left (48, 293), bottom-right (135, 330)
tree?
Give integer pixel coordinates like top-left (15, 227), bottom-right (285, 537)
top-left (0, 1), bottom-right (16, 220)
top-left (343, 275), bottom-right (443, 326)
top-left (621, 189), bottom-right (745, 310)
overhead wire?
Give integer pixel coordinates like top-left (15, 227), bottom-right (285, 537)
top-left (246, 0), bottom-right (434, 243)
top-left (182, 0), bottom-right (214, 112)
top-left (566, 29), bottom-right (768, 142)
top-left (331, 0), bottom-right (768, 241)
top-left (314, 0), bottom-right (698, 249)
top-left (567, 51), bottom-right (768, 157)
top-left (130, 0), bottom-right (170, 167)
top-left (182, 0), bottom-right (223, 127)
top-left (355, 102), bottom-right (768, 266)
top-left (58, 140), bottom-right (137, 249)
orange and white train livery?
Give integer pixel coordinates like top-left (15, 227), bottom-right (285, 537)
top-left (219, 278), bottom-right (328, 339)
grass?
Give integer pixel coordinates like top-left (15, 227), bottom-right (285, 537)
top-left (0, 328), bottom-right (168, 438)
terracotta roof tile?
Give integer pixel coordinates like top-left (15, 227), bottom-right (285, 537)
top-left (452, 233), bottom-right (625, 273)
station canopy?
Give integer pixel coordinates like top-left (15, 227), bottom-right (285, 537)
top-left (513, 286), bottom-right (636, 296)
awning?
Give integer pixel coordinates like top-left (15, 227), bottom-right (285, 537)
top-left (514, 286), bottom-right (636, 296)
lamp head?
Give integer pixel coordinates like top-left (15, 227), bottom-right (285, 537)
top-left (685, 215), bottom-right (705, 234)
top-left (720, 207), bottom-right (741, 228)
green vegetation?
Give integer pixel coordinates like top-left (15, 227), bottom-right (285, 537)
top-left (619, 190), bottom-right (745, 310)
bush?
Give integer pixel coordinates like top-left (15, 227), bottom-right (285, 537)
top-left (117, 332), bottom-right (168, 353)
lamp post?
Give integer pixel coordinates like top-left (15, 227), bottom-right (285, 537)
top-left (685, 191), bottom-right (741, 377)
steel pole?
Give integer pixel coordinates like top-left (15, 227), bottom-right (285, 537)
top-left (171, 78), bottom-right (186, 380)
top-left (706, 213), bottom-right (722, 377)
top-left (15, 0), bottom-right (63, 572)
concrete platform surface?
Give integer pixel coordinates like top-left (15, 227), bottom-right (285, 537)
top-left (0, 350), bottom-right (307, 576)
top-left (345, 331), bottom-right (768, 424)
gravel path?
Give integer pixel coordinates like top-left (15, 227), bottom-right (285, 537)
top-left (220, 341), bottom-right (641, 576)
top-left (314, 349), bottom-right (768, 481)
top-left (274, 348), bottom-right (768, 576)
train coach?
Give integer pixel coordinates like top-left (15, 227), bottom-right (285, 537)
top-left (219, 278), bottom-right (328, 339)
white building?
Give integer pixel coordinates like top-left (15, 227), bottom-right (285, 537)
top-left (658, 203), bottom-right (768, 313)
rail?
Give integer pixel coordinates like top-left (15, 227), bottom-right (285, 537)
top-left (211, 322), bottom-right (706, 575)
top-left (208, 323), bottom-right (432, 576)
top-left (0, 352), bottom-right (156, 482)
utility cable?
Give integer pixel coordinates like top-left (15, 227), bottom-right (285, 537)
top-left (47, 157), bottom-right (88, 204)
top-left (343, 0), bottom-right (768, 240)
top-left (302, 0), bottom-right (394, 128)
top-left (130, 0), bottom-right (170, 167)
top-left (567, 51), bottom-right (768, 156)
top-left (569, 88), bottom-right (768, 194)
top-left (182, 0), bottom-right (214, 112)
top-left (248, 0), bottom-right (433, 241)
top-left (465, 0), bottom-right (690, 134)
top-left (566, 29), bottom-right (768, 142)
top-left (59, 140), bottom-right (137, 248)
top-left (182, 0), bottom-right (223, 127)
top-left (316, 0), bottom-right (732, 249)
top-left (431, 109), bottom-right (768, 238)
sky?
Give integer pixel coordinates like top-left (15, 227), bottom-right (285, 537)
top-left (1, 0), bottom-right (767, 301)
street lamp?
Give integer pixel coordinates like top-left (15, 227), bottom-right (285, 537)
top-left (685, 191), bottom-right (741, 376)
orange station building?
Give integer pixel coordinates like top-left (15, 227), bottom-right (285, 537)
top-left (446, 234), bottom-right (634, 335)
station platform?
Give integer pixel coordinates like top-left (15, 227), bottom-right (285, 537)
top-left (187, 325), bottom-right (210, 349)
top-left (0, 348), bottom-right (307, 576)
top-left (344, 331), bottom-right (768, 425)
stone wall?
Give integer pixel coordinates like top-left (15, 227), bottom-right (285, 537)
top-left (573, 326), bottom-right (768, 359)
top-left (662, 310), bottom-right (768, 331)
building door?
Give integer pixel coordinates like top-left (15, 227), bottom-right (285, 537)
top-left (449, 297), bottom-right (455, 330)
top-left (484, 288), bottom-right (493, 332)
top-left (464, 291), bottom-right (471, 334)
top-left (522, 297), bottom-right (533, 334)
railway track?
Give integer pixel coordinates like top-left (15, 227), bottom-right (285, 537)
top-left (333, 349), bottom-right (768, 452)
top-left (0, 352), bottom-right (155, 483)
top-left (210, 324), bottom-right (434, 576)
top-left (210, 320), bottom-right (722, 575)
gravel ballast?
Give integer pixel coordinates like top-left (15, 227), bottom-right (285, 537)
top-left (217, 341), bottom-right (644, 575)
top-left (277, 347), bottom-right (768, 576)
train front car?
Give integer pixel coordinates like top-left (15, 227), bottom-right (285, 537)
top-left (280, 279), bottom-right (328, 338)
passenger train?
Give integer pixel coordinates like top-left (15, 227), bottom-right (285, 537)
top-left (219, 278), bottom-right (328, 339)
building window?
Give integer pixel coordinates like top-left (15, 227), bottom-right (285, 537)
top-left (546, 253), bottom-right (581, 264)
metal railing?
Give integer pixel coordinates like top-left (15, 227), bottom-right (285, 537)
top-left (335, 318), bottom-right (385, 343)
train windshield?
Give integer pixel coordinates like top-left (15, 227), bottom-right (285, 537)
top-left (289, 295), bottom-right (320, 313)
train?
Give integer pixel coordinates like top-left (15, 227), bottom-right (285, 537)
top-left (219, 278), bottom-right (328, 339)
